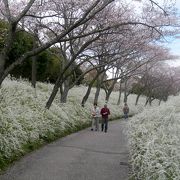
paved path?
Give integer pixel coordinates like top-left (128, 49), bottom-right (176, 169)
top-left (0, 120), bottom-right (130, 180)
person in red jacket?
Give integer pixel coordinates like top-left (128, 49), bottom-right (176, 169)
top-left (100, 104), bottom-right (110, 133)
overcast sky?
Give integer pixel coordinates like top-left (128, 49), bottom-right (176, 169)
top-left (165, 0), bottom-right (180, 66)
top-left (130, 0), bottom-right (180, 66)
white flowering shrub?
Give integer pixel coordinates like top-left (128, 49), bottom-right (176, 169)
top-left (128, 95), bottom-right (180, 179)
top-left (0, 77), bottom-right (147, 171)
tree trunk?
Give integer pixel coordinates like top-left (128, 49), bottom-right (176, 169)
top-left (0, 23), bottom-right (17, 86)
top-left (105, 92), bottom-right (110, 102)
top-left (105, 80), bottom-right (117, 102)
top-left (45, 53), bottom-right (66, 109)
top-left (135, 94), bottom-right (141, 105)
top-left (0, 53), bottom-right (6, 83)
top-left (159, 99), bottom-right (162, 105)
top-left (81, 72), bottom-right (100, 107)
top-left (60, 80), bottom-right (70, 103)
top-left (60, 89), bottom-right (69, 103)
top-left (31, 56), bottom-right (37, 88)
top-left (94, 72), bottom-right (105, 104)
top-left (81, 84), bottom-right (93, 107)
top-left (94, 85), bottom-right (101, 104)
top-left (124, 79), bottom-right (128, 103)
top-left (149, 98), bottom-right (152, 106)
top-left (145, 97), bottom-right (149, 106)
top-left (117, 81), bottom-right (122, 105)
top-left (149, 97), bottom-right (155, 106)
top-left (31, 31), bottom-right (38, 90)
top-left (45, 81), bottom-right (60, 109)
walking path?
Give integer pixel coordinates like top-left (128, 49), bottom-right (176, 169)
top-left (0, 120), bottom-right (130, 180)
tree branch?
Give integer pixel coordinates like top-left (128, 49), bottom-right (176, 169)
top-left (15, 0), bottom-right (36, 23)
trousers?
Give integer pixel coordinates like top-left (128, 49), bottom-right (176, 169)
top-left (91, 117), bottom-right (99, 131)
top-left (101, 117), bottom-right (108, 132)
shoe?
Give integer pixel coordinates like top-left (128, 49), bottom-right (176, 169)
top-left (91, 128), bottom-right (93, 131)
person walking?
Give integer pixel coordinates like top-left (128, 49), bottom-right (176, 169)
top-left (91, 103), bottom-right (100, 131)
top-left (100, 104), bottom-right (110, 133)
top-left (123, 103), bottom-right (129, 119)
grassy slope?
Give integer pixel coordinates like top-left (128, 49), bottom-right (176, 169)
top-left (128, 95), bottom-right (180, 179)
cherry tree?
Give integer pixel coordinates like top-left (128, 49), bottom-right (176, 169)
top-left (0, 0), bottom-right (178, 109)
top-left (0, 0), bottom-right (115, 85)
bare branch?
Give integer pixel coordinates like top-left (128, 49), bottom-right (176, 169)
top-left (149, 0), bottom-right (168, 16)
top-left (15, 0), bottom-right (36, 23)
top-left (2, 0), bottom-right (12, 22)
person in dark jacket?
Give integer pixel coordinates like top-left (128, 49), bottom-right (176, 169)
top-left (123, 103), bottom-right (129, 119)
top-left (100, 104), bottom-right (110, 133)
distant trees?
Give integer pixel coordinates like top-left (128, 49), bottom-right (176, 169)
top-left (132, 62), bottom-right (180, 105)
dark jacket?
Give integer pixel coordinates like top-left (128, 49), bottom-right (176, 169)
top-left (100, 107), bottom-right (110, 118)
top-left (123, 106), bottom-right (129, 113)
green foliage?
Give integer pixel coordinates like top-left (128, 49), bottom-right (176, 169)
top-left (0, 20), bottom-right (8, 49)
top-left (46, 53), bottom-right (62, 83)
top-left (0, 20), bottom-right (63, 83)
top-left (6, 30), bottom-right (34, 78)
top-left (131, 83), bottom-right (145, 94)
top-left (0, 20), bottom-right (35, 78)
top-left (6, 32), bottom-right (62, 83)
top-left (0, 20), bottom-right (83, 85)
top-left (71, 65), bottom-right (84, 85)
top-left (8, 31), bottom-right (34, 60)
top-left (36, 50), bottom-right (62, 83)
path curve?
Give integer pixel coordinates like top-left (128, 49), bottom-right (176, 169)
top-left (0, 120), bottom-right (130, 180)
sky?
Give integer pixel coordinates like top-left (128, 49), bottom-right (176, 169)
top-left (162, 0), bottom-right (180, 67)
top-left (166, 36), bottom-right (180, 67)
top-left (130, 0), bottom-right (180, 67)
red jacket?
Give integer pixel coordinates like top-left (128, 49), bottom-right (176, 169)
top-left (100, 107), bottom-right (110, 118)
